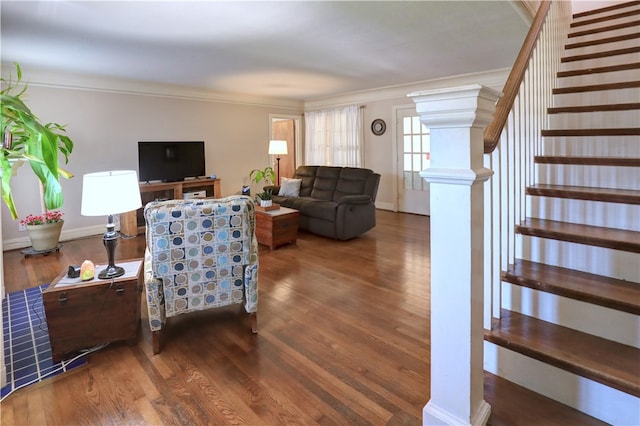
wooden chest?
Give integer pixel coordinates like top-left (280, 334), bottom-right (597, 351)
top-left (255, 207), bottom-right (299, 250)
top-left (43, 259), bottom-right (143, 362)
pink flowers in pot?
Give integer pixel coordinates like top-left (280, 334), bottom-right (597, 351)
top-left (20, 210), bottom-right (63, 226)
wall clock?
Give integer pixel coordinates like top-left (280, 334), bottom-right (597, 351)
top-left (371, 119), bottom-right (386, 136)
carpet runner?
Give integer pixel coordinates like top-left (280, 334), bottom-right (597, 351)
top-left (1, 284), bottom-right (86, 400)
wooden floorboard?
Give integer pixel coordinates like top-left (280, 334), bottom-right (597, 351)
top-left (0, 210), bottom-right (608, 425)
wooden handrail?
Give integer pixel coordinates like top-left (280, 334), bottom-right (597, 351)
top-left (484, 1), bottom-right (552, 154)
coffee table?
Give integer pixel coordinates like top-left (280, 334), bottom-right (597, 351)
top-left (43, 259), bottom-right (143, 362)
top-left (255, 206), bottom-right (299, 250)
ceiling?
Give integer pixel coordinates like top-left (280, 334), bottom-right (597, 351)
top-left (1, 1), bottom-right (533, 101)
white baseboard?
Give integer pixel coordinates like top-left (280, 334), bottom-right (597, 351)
top-left (2, 225), bottom-right (109, 251)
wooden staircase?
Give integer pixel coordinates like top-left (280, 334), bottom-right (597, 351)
top-left (485, 2), bottom-right (640, 424)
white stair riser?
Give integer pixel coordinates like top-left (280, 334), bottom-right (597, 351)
top-left (564, 37), bottom-right (640, 56)
top-left (548, 110), bottom-right (639, 128)
top-left (484, 342), bottom-right (640, 426)
top-left (528, 196), bottom-right (640, 231)
top-left (542, 135), bottom-right (640, 156)
top-left (557, 68), bottom-right (640, 88)
top-left (535, 163), bottom-right (640, 189)
top-left (552, 87), bottom-right (640, 105)
top-left (559, 52), bottom-right (640, 71)
top-left (501, 282), bottom-right (640, 347)
top-left (518, 235), bottom-right (640, 282)
top-left (568, 24), bottom-right (640, 44)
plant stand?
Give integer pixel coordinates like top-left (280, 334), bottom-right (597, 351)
top-left (21, 244), bottom-right (63, 258)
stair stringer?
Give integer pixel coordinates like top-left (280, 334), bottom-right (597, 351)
top-left (484, 341), bottom-right (640, 426)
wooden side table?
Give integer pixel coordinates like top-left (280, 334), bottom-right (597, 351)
top-left (255, 207), bottom-right (299, 250)
top-left (43, 259), bottom-right (143, 362)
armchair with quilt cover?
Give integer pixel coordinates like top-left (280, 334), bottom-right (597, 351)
top-left (143, 195), bottom-right (259, 354)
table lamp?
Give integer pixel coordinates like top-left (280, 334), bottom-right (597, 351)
top-left (268, 139), bottom-right (288, 185)
top-left (81, 170), bottom-right (142, 279)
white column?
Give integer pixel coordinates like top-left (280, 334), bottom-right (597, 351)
top-left (409, 85), bottom-right (501, 426)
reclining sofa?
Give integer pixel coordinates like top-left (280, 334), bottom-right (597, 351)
top-left (268, 166), bottom-right (380, 240)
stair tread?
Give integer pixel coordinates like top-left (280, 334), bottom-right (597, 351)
top-left (485, 309), bottom-right (640, 397)
top-left (569, 19), bottom-right (640, 38)
top-left (552, 81), bottom-right (640, 94)
top-left (534, 156), bottom-right (640, 165)
top-left (526, 183), bottom-right (640, 204)
top-left (561, 46), bottom-right (640, 63)
top-left (566, 32), bottom-right (640, 49)
top-left (547, 102), bottom-right (640, 113)
top-left (571, 8), bottom-right (640, 28)
top-left (503, 259), bottom-right (640, 314)
top-left (557, 62), bottom-right (640, 77)
top-left (485, 372), bottom-right (609, 426)
top-left (517, 217), bottom-right (640, 252)
top-left (573, 0), bottom-right (640, 19)
top-left (541, 128), bottom-right (640, 136)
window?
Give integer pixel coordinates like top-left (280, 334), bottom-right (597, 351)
top-left (304, 105), bottom-right (361, 167)
top-left (402, 116), bottom-right (430, 191)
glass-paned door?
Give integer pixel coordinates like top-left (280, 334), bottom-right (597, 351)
top-left (397, 108), bottom-right (430, 215)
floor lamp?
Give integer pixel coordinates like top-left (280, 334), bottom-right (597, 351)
top-left (268, 140), bottom-right (288, 185)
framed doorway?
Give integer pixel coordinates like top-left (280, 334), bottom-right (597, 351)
top-left (393, 105), bottom-right (430, 216)
top-left (269, 114), bottom-right (302, 182)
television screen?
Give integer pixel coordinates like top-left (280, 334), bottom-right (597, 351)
top-left (138, 141), bottom-right (206, 182)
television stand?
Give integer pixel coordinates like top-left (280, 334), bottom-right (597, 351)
top-left (120, 178), bottom-right (221, 236)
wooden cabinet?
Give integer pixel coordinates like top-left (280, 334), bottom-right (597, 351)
top-left (255, 207), bottom-right (299, 250)
top-left (121, 178), bottom-right (221, 236)
top-left (43, 259), bottom-right (143, 363)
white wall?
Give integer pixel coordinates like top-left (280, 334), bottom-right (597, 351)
top-left (305, 69), bottom-right (510, 211)
top-left (571, 0), bottom-right (629, 14)
top-left (2, 65), bottom-right (510, 249)
top-left (1, 67), bottom-right (303, 249)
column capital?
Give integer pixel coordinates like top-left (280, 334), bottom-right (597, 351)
top-left (408, 84), bottom-right (501, 129)
top-left (420, 167), bottom-right (493, 186)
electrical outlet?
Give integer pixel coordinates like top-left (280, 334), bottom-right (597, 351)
top-left (18, 223), bottom-right (26, 232)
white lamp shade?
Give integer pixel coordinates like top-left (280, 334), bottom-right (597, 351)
top-left (268, 140), bottom-right (288, 155)
top-left (81, 170), bottom-right (142, 216)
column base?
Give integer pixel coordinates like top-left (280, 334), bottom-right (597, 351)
top-left (423, 399), bottom-right (491, 426)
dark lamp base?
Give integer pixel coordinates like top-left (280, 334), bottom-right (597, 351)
top-left (98, 265), bottom-right (125, 280)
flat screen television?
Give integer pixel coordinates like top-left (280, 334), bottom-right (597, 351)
top-left (138, 141), bottom-right (206, 182)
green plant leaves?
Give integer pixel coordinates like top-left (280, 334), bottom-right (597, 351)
top-left (1, 62), bottom-right (74, 219)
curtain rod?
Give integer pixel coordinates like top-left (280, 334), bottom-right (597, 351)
top-left (304, 104), bottom-right (366, 113)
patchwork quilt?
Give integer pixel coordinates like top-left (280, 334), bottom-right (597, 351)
top-left (143, 195), bottom-right (258, 332)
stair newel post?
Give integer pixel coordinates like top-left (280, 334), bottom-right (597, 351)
top-left (410, 85), bottom-right (500, 426)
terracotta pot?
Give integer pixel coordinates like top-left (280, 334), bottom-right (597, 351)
top-left (26, 220), bottom-right (63, 251)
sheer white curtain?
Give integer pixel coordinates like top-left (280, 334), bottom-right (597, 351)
top-left (304, 105), bottom-right (361, 166)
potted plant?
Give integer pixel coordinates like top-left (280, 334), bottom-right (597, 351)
top-left (256, 189), bottom-right (273, 207)
top-left (249, 166), bottom-right (275, 189)
top-left (20, 210), bottom-right (64, 251)
top-left (1, 62), bottom-right (74, 221)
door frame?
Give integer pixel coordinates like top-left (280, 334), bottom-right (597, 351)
top-left (269, 113), bottom-right (303, 169)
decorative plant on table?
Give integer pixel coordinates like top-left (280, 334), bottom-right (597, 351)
top-left (255, 188), bottom-right (273, 207)
top-left (1, 63), bottom-right (74, 250)
top-left (249, 166), bottom-right (275, 204)
top-left (249, 166), bottom-right (275, 189)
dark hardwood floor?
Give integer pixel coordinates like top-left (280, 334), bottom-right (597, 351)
top-left (1, 210), bottom-right (606, 425)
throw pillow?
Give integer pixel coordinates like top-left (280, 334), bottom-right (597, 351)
top-left (279, 177), bottom-right (302, 197)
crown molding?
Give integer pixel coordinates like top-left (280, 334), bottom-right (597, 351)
top-left (1, 63), bottom-right (304, 110)
top-left (303, 68), bottom-right (510, 110)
